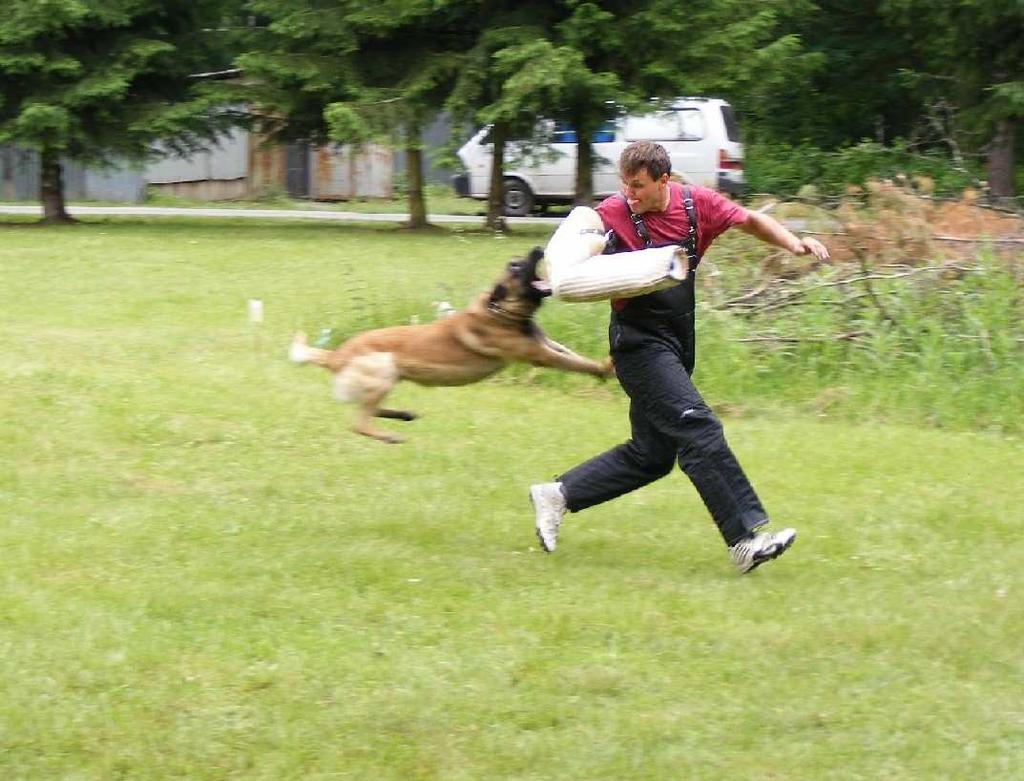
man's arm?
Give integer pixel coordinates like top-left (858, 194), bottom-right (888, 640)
top-left (737, 210), bottom-right (830, 261)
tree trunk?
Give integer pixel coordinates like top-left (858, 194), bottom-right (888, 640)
top-left (986, 117), bottom-right (1016, 200)
top-left (575, 130), bottom-right (595, 206)
top-left (485, 122), bottom-right (507, 232)
top-left (40, 147), bottom-right (74, 224)
top-left (404, 128), bottom-right (429, 229)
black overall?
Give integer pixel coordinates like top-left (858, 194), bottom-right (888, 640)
top-left (558, 191), bottom-right (768, 546)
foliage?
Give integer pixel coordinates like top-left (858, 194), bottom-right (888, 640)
top-left (699, 251), bottom-right (1023, 434)
top-left (0, 0), bottom-right (243, 161)
top-left (745, 139), bottom-right (986, 199)
top-left (737, 0), bottom-right (920, 149)
top-left (881, 0), bottom-right (1024, 131)
top-left (236, 0), bottom-right (359, 143)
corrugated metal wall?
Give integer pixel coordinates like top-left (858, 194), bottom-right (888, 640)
top-left (147, 129), bottom-right (249, 183)
top-left (0, 146), bottom-right (146, 202)
top-left (0, 146), bottom-right (36, 200)
top-left (392, 113), bottom-right (460, 185)
top-left (2, 127), bottom-right (408, 203)
top-left (146, 130), bottom-right (250, 200)
top-left (310, 143), bottom-right (393, 200)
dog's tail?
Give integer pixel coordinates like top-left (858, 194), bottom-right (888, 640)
top-left (288, 331), bottom-right (332, 367)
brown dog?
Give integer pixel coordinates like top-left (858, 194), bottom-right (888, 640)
top-left (289, 247), bottom-right (613, 443)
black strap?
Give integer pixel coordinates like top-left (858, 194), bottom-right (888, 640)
top-left (620, 193), bottom-right (652, 249)
top-left (680, 187), bottom-right (699, 270)
top-left (620, 188), bottom-right (700, 271)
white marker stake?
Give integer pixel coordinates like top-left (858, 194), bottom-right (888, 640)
top-left (247, 299), bottom-right (264, 323)
top-left (248, 299), bottom-right (264, 354)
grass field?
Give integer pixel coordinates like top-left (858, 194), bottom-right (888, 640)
top-left (1, 217), bottom-right (1022, 779)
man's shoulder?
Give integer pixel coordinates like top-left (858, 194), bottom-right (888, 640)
top-left (596, 192), bottom-right (629, 225)
top-left (597, 192), bottom-right (626, 212)
top-left (673, 181), bottom-right (714, 198)
top-left (687, 184), bottom-right (749, 228)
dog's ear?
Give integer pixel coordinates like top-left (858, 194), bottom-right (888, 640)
top-left (528, 246), bottom-right (544, 264)
top-left (488, 283), bottom-right (508, 305)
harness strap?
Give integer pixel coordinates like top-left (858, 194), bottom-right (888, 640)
top-left (680, 188), bottom-right (699, 270)
top-left (623, 197), bottom-right (653, 249)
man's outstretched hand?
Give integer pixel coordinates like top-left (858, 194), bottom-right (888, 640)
top-left (795, 236), bottom-right (830, 261)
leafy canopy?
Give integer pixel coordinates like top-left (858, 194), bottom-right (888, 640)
top-left (0, 0), bottom-right (243, 161)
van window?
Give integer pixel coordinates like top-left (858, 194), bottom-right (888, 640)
top-left (624, 109), bottom-right (703, 142)
top-left (551, 121), bottom-right (617, 144)
top-left (721, 105), bottom-right (740, 142)
top-left (480, 120), bottom-right (557, 145)
top-left (591, 121), bottom-right (615, 143)
top-left (552, 121), bottom-right (577, 143)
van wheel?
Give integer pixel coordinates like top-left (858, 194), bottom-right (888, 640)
top-left (502, 179), bottom-right (534, 217)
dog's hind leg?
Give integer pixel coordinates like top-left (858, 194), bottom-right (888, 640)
top-left (334, 352), bottom-right (406, 443)
top-left (376, 408), bottom-right (417, 421)
top-left (353, 397), bottom-right (405, 444)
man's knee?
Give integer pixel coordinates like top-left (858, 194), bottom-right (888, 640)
top-left (675, 406), bottom-right (728, 463)
top-left (620, 439), bottom-right (675, 479)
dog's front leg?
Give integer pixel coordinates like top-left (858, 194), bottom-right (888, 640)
top-left (515, 339), bottom-right (614, 379)
top-left (541, 331), bottom-right (614, 378)
top-left (539, 334), bottom-right (575, 355)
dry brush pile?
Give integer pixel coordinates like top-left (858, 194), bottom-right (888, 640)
top-left (705, 181), bottom-right (1024, 350)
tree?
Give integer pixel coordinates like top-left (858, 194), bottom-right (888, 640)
top-left (324, 2), bottom-right (468, 228)
top-left (236, 1), bottom-right (358, 146)
top-left (730, 0), bottom-right (1022, 198)
top-left (560, 1), bottom-right (801, 203)
top-left (734, 0), bottom-right (919, 149)
top-left (881, 0), bottom-right (1023, 198)
top-left (0, 0), bottom-right (242, 223)
top-left (444, 4), bottom-right (567, 229)
top-left (452, 0), bottom-right (811, 217)
top-left (241, 0), bottom-right (468, 228)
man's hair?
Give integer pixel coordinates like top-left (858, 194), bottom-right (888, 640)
top-left (619, 140), bottom-right (671, 180)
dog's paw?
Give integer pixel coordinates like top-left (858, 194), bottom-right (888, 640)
top-left (599, 356), bottom-right (616, 380)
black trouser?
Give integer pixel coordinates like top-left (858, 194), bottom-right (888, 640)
top-left (558, 319), bottom-right (767, 546)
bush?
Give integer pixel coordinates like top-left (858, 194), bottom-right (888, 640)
top-left (695, 251), bottom-right (1023, 434)
top-left (533, 250), bottom-right (1023, 435)
top-left (745, 139), bottom-right (984, 200)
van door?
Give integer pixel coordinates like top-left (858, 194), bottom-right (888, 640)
top-left (523, 121), bottom-right (577, 198)
top-left (623, 109), bottom-right (714, 188)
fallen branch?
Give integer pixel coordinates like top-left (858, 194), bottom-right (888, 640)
top-left (801, 230), bottom-right (1024, 244)
top-left (930, 235), bottom-right (1024, 244)
top-left (736, 330), bottom-right (869, 344)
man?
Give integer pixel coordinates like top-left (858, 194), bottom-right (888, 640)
top-left (530, 140), bottom-right (830, 573)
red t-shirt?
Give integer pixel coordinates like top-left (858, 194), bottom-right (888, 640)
top-left (595, 180), bottom-right (749, 255)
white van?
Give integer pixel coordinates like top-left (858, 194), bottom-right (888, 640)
top-left (451, 97), bottom-right (744, 216)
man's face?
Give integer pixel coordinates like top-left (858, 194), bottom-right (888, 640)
top-left (620, 167), bottom-right (669, 214)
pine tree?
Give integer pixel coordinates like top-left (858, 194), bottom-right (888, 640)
top-left (0, 0), bottom-right (243, 222)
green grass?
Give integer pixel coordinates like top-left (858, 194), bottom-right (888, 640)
top-left (1, 218), bottom-right (1022, 779)
top-left (3, 182), bottom-right (576, 218)
top-left (138, 183), bottom-right (492, 216)
top-left (1, 182), bottom-right (484, 215)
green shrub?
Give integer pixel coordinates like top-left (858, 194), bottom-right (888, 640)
top-left (535, 251), bottom-right (1023, 434)
top-left (746, 139), bottom-right (985, 199)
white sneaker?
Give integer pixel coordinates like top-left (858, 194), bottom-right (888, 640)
top-left (530, 482), bottom-right (566, 553)
top-left (729, 528), bottom-right (797, 573)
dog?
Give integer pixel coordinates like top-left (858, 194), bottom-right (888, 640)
top-left (289, 247), bottom-right (613, 443)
